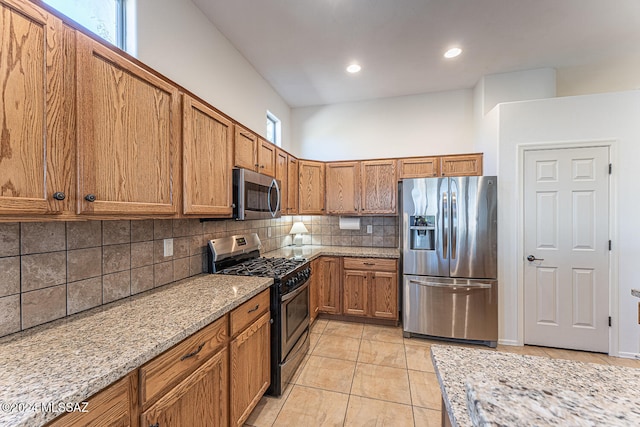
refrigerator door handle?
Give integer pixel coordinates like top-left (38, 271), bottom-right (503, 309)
top-left (442, 192), bottom-right (448, 259)
top-left (408, 279), bottom-right (492, 289)
top-left (451, 189), bottom-right (457, 260)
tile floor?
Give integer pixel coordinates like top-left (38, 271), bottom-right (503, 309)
top-left (244, 318), bottom-right (640, 427)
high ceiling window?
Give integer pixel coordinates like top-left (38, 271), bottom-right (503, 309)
top-left (44, 0), bottom-right (126, 50)
top-left (266, 111), bottom-right (281, 147)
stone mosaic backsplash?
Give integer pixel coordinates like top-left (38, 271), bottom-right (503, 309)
top-left (0, 215), bottom-right (398, 338)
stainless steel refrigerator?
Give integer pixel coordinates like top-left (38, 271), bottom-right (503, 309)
top-left (401, 176), bottom-right (498, 346)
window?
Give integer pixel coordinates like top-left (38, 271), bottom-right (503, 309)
top-left (44, 0), bottom-right (126, 50)
top-left (266, 111), bottom-right (281, 146)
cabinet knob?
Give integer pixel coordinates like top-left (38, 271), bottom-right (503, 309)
top-left (52, 192), bottom-right (66, 201)
top-left (260, 165), bottom-right (265, 169)
top-left (84, 194), bottom-right (96, 202)
top-left (255, 163), bottom-right (259, 167)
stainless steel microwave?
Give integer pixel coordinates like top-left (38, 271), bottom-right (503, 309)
top-left (233, 168), bottom-right (281, 220)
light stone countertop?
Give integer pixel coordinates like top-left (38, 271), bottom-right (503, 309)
top-left (0, 274), bottom-right (272, 427)
top-left (632, 289), bottom-right (640, 298)
top-left (263, 245), bottom-right (400, 261)
top-left (431, 345), bottom-right (640, 427)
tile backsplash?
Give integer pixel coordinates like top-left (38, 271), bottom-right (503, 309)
top-left (0, 215), bottom-right (398, 338)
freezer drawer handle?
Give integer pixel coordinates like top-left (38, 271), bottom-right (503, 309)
top-left (408, 279), bottom-right (492, 289)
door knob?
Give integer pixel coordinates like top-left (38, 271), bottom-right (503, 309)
top-left (527, 255), bottom-right (544, 262)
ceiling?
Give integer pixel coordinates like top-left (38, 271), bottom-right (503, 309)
top-left (192, 0), bottom-right (640, 107)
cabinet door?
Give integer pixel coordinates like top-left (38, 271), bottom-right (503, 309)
top-left (257, 138), bottom-right (276, 177)
top-left (298, 160), bottom-right (325, 214)
top-left (398, 157), bottom-right (439, 179)
top-left (230, 311), bottom-right (271, 427)
top-left (76, 33), bottom-right (180, 215)
top-left (0, 0), bottom-right (68, 215)
top-left (440, 154), bottom-right (483, 176)
top-left (183, 96), bottom-right (233, 216)
top-left (371, 271), bottom-right (398, 320)
top-left (343, 270), bottom-right (368, 317)
top-left (287, 156), bottom-right (299, 214)
top-left (318, 257), bottom-right (342, 314)
top-left (48, 372), bottom-right (138, 427)
top-left (275, 148), bottom-right (288, 213)
top-left (325, 162), bottom-right (360, 215)
top-left (141, 347), bottom-right (228, 427)
top-left (360, 160), bottom-right (397, 214)
top-left (234, 126), bottom-right (257, 170)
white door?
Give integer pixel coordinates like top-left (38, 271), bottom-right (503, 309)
top-left (524, 146), bottom-right (609, 353)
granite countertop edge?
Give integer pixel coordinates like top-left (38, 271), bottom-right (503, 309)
top-left (0, 274), bottom-right (273, 427)
top-left (263, 245), bottom-right (400, 261)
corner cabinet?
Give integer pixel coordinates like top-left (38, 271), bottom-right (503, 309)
top-left (75, 32), bottom-right (180, 216)
top-left (0, 0), bottom-right (70, 215)
top-left (182, 95), bottom-right (233, 216)
top-left (298, 160), bottom-right (326, 214)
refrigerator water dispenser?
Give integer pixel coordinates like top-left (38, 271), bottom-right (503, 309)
top-left (409, 215), bottom-right (435, 250)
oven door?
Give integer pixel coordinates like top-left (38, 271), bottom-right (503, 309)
top-left (234, 168), bottom-right (281, 220)
top-left (280, 279), bottom-right (310, 358)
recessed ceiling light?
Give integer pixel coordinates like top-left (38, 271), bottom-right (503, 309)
top-left (444, 47), bottom-right (462, 59)
top-left (346, 63), bottom-right (362, 73)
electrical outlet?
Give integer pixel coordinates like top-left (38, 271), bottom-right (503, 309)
top-left (164, 238), bottom-right (173, 257)
top-left (268, 227), bottom-right (272, 238)
top-left (367, 225), bottom-right (373, 234)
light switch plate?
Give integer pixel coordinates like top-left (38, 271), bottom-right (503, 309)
top-left (367, 225), bottom-right (373, 234)
top-left (164, 238), bottom-right (173, 257)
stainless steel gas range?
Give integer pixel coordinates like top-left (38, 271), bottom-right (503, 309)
top-left (208, 233), bottom-right (310, 396)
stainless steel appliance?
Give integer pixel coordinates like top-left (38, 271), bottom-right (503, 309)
top-left (402, 176), bottom-right (498, 347)
top-left (208, 234), bottom-right (310, 396)
top-left (233, 168), bottom-right (281, 220)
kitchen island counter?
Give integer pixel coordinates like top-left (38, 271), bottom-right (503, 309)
top-left (431, 345), bottom-right (640, 426)
top-left (0, 274), bottom-right (272, 427)
top-left (264, 245), bottom-right (399, 260)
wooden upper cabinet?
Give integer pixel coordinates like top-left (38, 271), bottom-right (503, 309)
top-left (75, 32), bottom-right (180, 216)
top-left (360, 160), bottom-right (397, 214)
top-left (287, 156), bottom-right (299, 215)
top-left (257, 138), bottom-right (276, 177)
top-left (183, 96), bottom-right (233, 216)
top-left (440, 154), bottom-right (483, 176)
top-left (275, 148), bottom-right (288, 213)
top-left (298, 160), bottom-right (325, 214)
top-left (0, 0), bottom-right (70, 215)
top-left (398, 157), bottom-right (440, 179)
top-left (325, 162), bottom-right (360, 215)
top-left (234, 126), bottom-right (258, 170)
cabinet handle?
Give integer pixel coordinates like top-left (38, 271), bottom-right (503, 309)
top-left (84, 194), bottom-right (96, 202)
top-left (180, 342), bottom-right (205, 361)
top-left (247, 304), bottom-right (260, 313)
top-left (52, 192), bottom-right (66, 201)
top-left (255, 163), bottom-right (260, 168)
top-left (149, 424), bottom-right (159, 427)
top-left (363, 262), bottom-right (375, 266)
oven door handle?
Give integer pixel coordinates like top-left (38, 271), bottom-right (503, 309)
top-left (281, 280), bottom-right (309, 303)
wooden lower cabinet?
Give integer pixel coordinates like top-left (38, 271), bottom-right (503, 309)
top-left (230, 310), bottom-right (271, 427)
top-left (47, 372), bottom-right (138, 427)
top-left (141, 347), bottom-right (228, 427)
top-left (343, 270), bottom-right (368, 317)
top-left (370, 271), bottom-right (398, 319)
top-left (342, 258), bottom-right (399, 321)
top-left (317, 257), bottom-right (342, 315)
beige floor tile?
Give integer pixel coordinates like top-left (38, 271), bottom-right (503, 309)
top-left (343, 395), bottom-right (414, 427)
top-left (404, 344), bottom-right (434, 372)
top-left (311, 318), bottom-right (329, 334)
top-left (309, 332), bottom-right (322, 353)
top-left (296, 355), bottom-right (356, 393)
top-left (543, 347), bottom-right (609, 364)
top-left (412, 407), bottom-right (442, 427)
top-left (313, 334), bottom-right (361, 361)
top-left (291, 354), bottom-right (310, 383)
top-left (358, 339), bottom-right (406, 368)
top-left (408, 370), bottom-right (441, 410)
top-left (496, 345), bottom-right (551, 358)
top-left (403, 336), bottom-right (437, 347)
top-left (602, 355), bottom-right (640, 368)
top-left (274, 385), bottom-right (349, 427)
top-left (323, 320), bottom-right (364, 338)
top-left (362, 324), bottom-right (404, 344)
top-left (351, 363), bottom-right (411, 404)
top-left (244, 384), bottom-right (293, 427)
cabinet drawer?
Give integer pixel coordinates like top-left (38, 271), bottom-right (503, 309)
top-left (140, 315), bottom-right (228, 406)
top-left (230, 289), bottom-right (270, 337)
top-left (343, 257), bottom-right (397, 272)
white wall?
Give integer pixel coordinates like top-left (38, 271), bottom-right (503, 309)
top-left (557, 56), bottom-right (640, 97)
top-left (480, 68), bottom-right (556, 115)
top-left (133, 0), bottom-right (292, 150)
top-left (290, 90), bottom-right (474, 161)
top-left (495, 91), bottom-right (640, 357)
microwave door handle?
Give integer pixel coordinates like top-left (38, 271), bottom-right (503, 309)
top-left (268, 179), bottom-right (280, 217)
